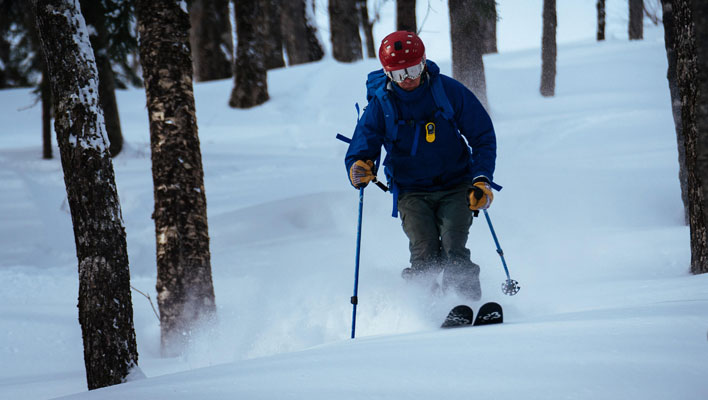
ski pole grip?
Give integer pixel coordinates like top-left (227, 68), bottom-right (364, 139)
top-left (373, 179), bottom-right (389, 192)
top-left (351, 296), bottom-right (358, 305)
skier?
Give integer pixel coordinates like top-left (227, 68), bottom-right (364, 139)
top-left (344, 31), bottom-right (497, 301)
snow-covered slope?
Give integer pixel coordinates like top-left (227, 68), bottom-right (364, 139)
top-left (1, 9), bottom-right (707, 400)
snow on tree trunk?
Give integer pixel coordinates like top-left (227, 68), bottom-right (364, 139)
top-left (329, 0), bottom-right (363, 63)
top-left (229, 0), bottom-right (269, 108)
top-left (449, 0), bottom-right (489, 109)
top-left (136, 0), bottom-right (218, 356)
top-left (80, 0), bottom-right (123, 157)
top-left (629, 0), bottom-right (644, 40)
top-left (396, 0), bottom-right (417, 33)
top-left (668, 0), bottom-right (708, 274)
top-left (189, 0), bottom-right (233, 82)
top-left (281, 0), bottom-right (324, 66)
top-left (540, 0), bottom-right (557, 97)
top-left (33, 0), bottom-right (139, 389)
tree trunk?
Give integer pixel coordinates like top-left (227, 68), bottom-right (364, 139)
top-left (449, 0), bottom-right (489, 109)
top-left (33, 0), bottom-right (139, 389)
top-left (540, 0), bottom-right (557, 97)
top-left (136, 0), bottom-right (218, 356)
top-left (629, 0), bottom-right (644, 40)
top-left (396, 0), bottom-right (417, 32)
top-left (357, 0), bottom-right (376, 58)
top-left (661, 0), bottom-right (689, 225)
top-left (668, 0), bottom-right (708, 274)
top-left (263, 0), bottom-right (286, 69)
top-left (329, 0), bottom-right (363, 63)
top-left (80, 0), bottom-right (124, 157)
top-left (481, 0), bottom-right (497, 54)
top-left (597, 0), bottom-right (606, 41)
top-left (41, 64), bottom-right (52, 159)
top-left (229, 0), bottom-right (269, 108)
top-left (281, 0), bottom-right (324, 66)
top-left (189, 0), bottom-right (233, 81)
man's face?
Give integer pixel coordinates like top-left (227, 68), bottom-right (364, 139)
top-left (397, 76), bottom-right (422, 91)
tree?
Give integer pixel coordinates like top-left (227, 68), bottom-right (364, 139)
top-left (480, 0), bottom-right (498, 55)
top-left (597, 0), bottom-right (606, 41)
top-left (660, 0), bottom-right (688, 224)
top-left (661, 0), bottom-right (708, 275)
top-left (263, 0), bottom-right (286, 69)
top-left (33, 0), bottom-right (139, 388)
top-left (229, 0), bottom-right (269, 108)
top-left (357, 0), bottom-right (376, 58)
top-left (449, 0), bottom-right (490, 108)
top-left (189, 0), bottom-right (233, 81)
top-left (280, 0), bottom-right (324, 66)
top-left (329, 0), bottom-right (363, 62)
top-left (397, 0), bottom-right (417, 32)
top-left (136, 0), bottom-right (218, 356)
top-left (80, 0), bottom-right (124, 157)
top-left (629, 0), bottom-right (644, 40)
top-left (540, 0), bottom-right (557, 97)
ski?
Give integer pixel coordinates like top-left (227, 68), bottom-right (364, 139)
top-left (474, 301), bottom-right (503, 326)
top-left (440, 302), bottom-right (503, 328)
top-left (441, 305), bottom-right (474, 328)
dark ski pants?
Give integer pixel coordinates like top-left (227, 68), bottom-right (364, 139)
top-left (398, 184), bottom-right (481, 300)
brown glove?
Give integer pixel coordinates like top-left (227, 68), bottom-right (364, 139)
top-left (349, 160), bottom-right (375, 188)
top-left (468, 181), bottom-right (494, 210)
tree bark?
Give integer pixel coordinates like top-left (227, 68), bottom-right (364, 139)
top-left (33, 0), bottom-right (139, 388)
top-left (263, 0), bottom-right (286, 69)
top-left (229, 0), bottom-right (269, 108)
top-left (396, 0), bottom-right (417, 32)
top-left (481, 0), bottom-right (497, 54)
top-left (357, 0), bottom-right (376, 58)
top-left (41, 64), bottom-right (52, 159)
top-left (597, 0), bottom-right (606, 41)
top-left (189, 0), bottom-right (233, 81)
top-left (329, 0), bottom-right (362, 63)
top-left (449, 0), bottom-right (489, 109)
top-left (629, 0), bottom-right (644, 40)
top-left (80, 0), bottom-right (124, 157)
top-left (668, 0), bottom-right (708, 274)
top-left (281, 0), bottom-right (324, 66)
top-left (540, 0), bottom-right (557, 97)
top-left (661, 0), bottom-right (689, 225)
top-left (136, 0), bottom-right (218, 356)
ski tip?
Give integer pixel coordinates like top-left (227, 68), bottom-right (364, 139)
top-left (441, 305), bottom-right (474, 329)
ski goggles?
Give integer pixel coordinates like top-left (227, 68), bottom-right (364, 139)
top-left (385, 59), bottom-right (426, 83)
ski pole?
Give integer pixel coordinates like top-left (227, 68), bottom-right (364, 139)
top-left (350, 187), bottom-right (364, 339)
top-left (482, 209), bottom-right (520, 296)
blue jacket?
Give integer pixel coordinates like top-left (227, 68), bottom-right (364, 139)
top-left (345, 60), bottom-right (496, 194)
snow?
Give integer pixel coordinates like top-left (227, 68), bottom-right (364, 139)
top-left (2, 1), bottom-right (707, 399)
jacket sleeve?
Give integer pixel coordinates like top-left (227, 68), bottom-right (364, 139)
top-left (344, 99), bottom-right (385, 186)
top-left (443, 76), bottom-right (497, 182)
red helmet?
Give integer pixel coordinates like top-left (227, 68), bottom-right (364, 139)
top-left (378, 31), bottom-right (426, 71)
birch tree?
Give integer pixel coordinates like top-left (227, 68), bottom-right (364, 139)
top-left (136, 0), bottom-right (217, 356)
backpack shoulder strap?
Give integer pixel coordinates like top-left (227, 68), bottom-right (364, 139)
top-left (366, 70), bottom-right (399, 142)
top-left (430, 75), bottom-right (455, 123)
